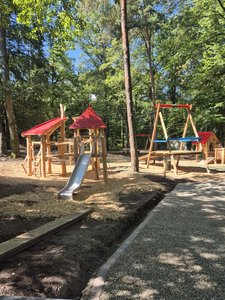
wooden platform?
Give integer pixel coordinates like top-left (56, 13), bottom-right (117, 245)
top-left (0, 209), bottom-right (91, 261)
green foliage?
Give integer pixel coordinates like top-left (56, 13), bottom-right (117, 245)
top-left (1, 0), bottom-right (225, 150)
top-left (13, 0), bottom-right (84, 49)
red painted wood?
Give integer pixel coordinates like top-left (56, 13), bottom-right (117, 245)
top-left (21, 117), bottom-right (68, 136)
top-left (70, 106), bottom-right (107, 130)
top-left (155, 104), bottom-right (191, 109)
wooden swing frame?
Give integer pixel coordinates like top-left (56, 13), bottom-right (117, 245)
top-left (146, 103), bottom-right (209, 175)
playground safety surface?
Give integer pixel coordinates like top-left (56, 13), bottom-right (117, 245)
top-left (0, 154), bottom-right (224, 299)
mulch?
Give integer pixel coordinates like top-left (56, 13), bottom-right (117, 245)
top-left (0, 174), bottom-right (178, 299)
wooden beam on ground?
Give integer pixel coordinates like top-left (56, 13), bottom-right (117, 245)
top-left (0, 209), bottom-right (92, 262)
top-left (0, 297), bottom-right (69, 300)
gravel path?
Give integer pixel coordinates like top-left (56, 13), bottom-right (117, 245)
top-left (87, 180), bottom-right (225, 300)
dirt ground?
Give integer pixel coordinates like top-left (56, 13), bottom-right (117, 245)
top-left (0, 153), bottom-right (224, 299)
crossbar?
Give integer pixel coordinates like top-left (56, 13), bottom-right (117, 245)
top-left (169, 137), bottom-right (201, 142)
top-left (153, 139), bottom-right (168, 143)
top-left (153, 137), bottom-right (200, 143)
top-left (155, 104), bottom-right (192, 109)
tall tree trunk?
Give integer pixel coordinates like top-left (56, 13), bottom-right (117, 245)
top-left (0, 118), bottom-right (6, 156)
top-left (0, 25), bottom-right (20, 157)
top-left (120, 0), bottom-right (139, 172)
top-left (0, 121), bottom-right (3, 156)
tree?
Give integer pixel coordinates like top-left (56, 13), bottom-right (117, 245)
top-left (0, 0), bottom-right (85, 155)
top-left (129, 1), bottom-right (163, 105)
top-left (120, 0), bottom-right (139, 172)
top-left (0, 2), bottom-right (20, 156)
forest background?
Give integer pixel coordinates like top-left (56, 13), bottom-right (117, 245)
top-left (0, 0), bottom-right (225, 157)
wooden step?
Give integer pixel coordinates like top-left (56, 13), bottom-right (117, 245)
top-left (0, 209), bottom-right (92, 261)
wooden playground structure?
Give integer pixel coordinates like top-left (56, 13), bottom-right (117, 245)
top-left (69, 105), bottom-right (108, 183)
top-left (140, 103), bottom-right (210, 175)
top-left (21, 102), bottom-right (224, 180)
top-left (21, 105), bottom-right (71, 178)
top-left (21, 105), bottom-right (108, 182)
top-left (194, 131), bottom-right (225, 164)
top-left (194, 132), bottom-right (220, 160)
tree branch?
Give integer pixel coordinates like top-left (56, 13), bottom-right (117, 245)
top-left (217, 0), bottom-right (225, 14)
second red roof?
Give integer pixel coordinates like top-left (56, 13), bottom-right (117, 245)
top-left (69, 106), bottom-right (106, 130)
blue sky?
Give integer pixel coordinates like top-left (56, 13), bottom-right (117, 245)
top-left (67, 46), bottom-right (86, 65)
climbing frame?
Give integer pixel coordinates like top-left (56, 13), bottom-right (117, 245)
top-left (69, 105), bottom-right (108, 183)
top-left (21, 105), bottom-right (72, 178)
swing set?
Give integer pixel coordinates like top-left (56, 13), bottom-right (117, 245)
top-left (143, 103), bottom-right (209, 175)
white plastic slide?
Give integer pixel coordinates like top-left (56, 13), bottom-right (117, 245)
top-left (58, 153), bottom-right (92, 200)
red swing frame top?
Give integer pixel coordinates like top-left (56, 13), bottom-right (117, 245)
top-left (155, 103), bottom-right (192, 109)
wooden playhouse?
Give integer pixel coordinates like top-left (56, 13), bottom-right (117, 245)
top-left (195, 132), bottom-right (220, 158)
top-left (21, 109), bottom-right (73, 178)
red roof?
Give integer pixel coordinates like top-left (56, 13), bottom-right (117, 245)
top-left (21, 117), bottom-right (68, 136)
top-left (69, 106), bottom-right (106, 129)
top-left (195, 132), bottom-right (216, 144)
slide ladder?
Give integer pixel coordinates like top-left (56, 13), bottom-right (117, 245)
top-left (33, 157), bottom-right (41, 177)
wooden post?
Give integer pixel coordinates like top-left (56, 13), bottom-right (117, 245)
top-left (159, 111), bottom-right (174, 173)
top-left (188, 107), bottom-right (210, 172)
top-left (174, 108), bottom-right (191, 168)
top-left (214, 148), bottom-right (218, 164)
top-left (175, 106), bottom-right (192, 167)
top-left (180, 114), bottom-right (190, 150)
top-left (147, 103), bottom-right (160, 167)
top-left (159, 112), bottom-right (169, 144)
top-left (60, 103), bottom-right (65, 118)
top-left (222, 148), bottom-right (225, 165)
top-left (73, 129), bottom-right (79, 162)
top-left (40, 135), bottom-right (46, 178)
top-left (188, 106), bottom-right (200, 148)
top-left (93, 130), bottom-right (99, 180)
top-left (59, 103), bottom-right (66, 158)
top-left (46, 134), bottom-right (52, 174)
top-left (69, 139), bottom-right (74, 165)
top-left (27, 136), bottom-right (33, 176)
top-left (59, 105), bottom-right (66, 175)
top-left (61, 161), bottom-right (67, 177)
top-left (101, 129), bottom-right (108, 183)
top-left (187, 107), bottom-right (209, 172)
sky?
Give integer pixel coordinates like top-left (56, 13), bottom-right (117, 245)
top-left (67, 46), bottom-right (86, 66)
